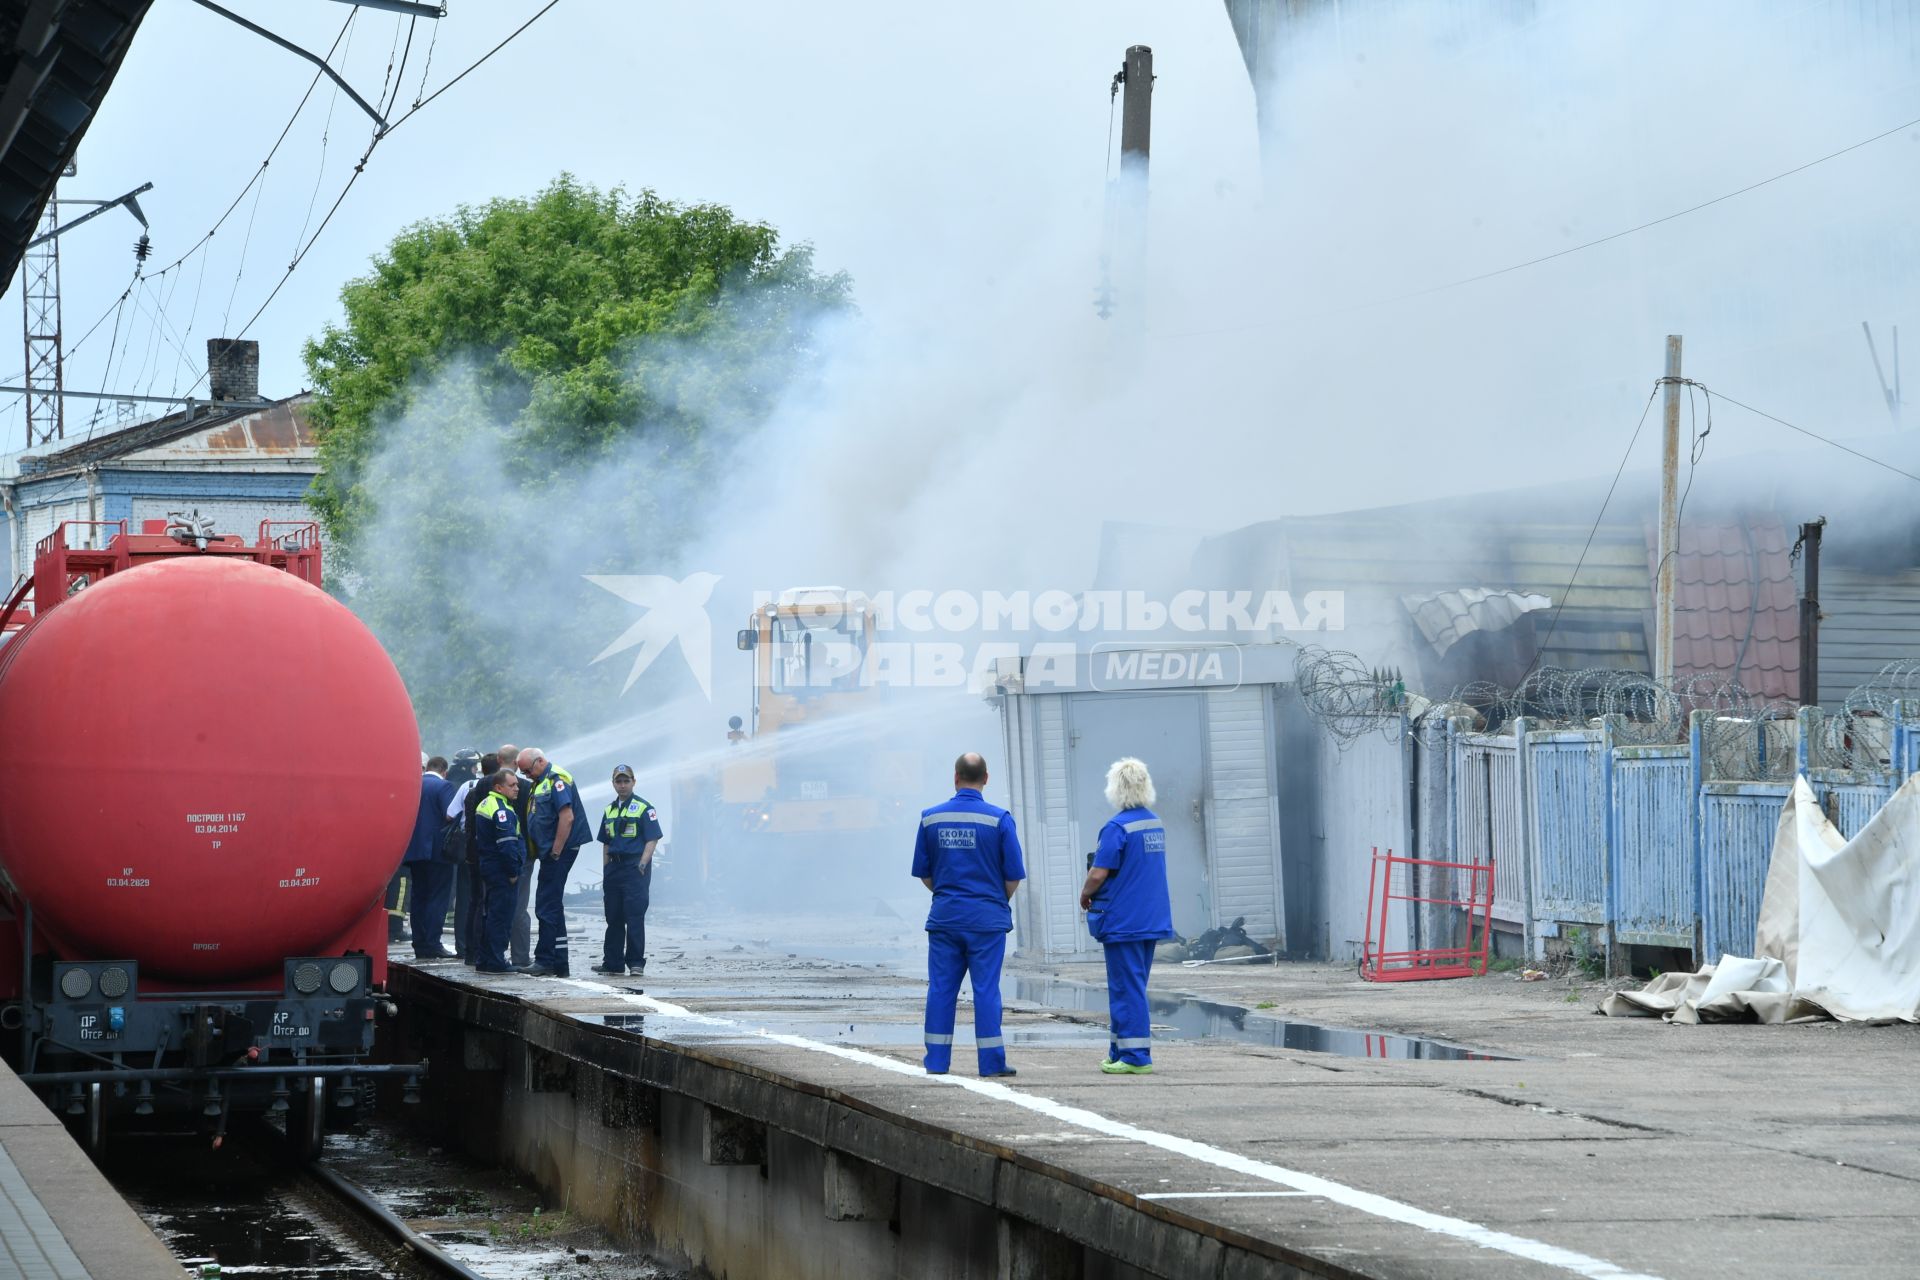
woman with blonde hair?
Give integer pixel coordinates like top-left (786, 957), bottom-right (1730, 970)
top-left (1078, 757), bottom-right (1174, 1075)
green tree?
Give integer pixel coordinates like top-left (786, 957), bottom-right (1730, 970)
top-left (303, 177), bottom-right (850, 743)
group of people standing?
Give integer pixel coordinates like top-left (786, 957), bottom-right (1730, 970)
top-left (914, 752), bottom-right (1171, 1079)
top-left (398, 746), bottom-right (663, 978)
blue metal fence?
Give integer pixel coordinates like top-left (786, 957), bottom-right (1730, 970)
top-left (1526, 730), bottom-right (1608, 928)
top-left (1697, 782), bottom-right (1792, 962)
top-left (1432, 705), bottom-right (1913, 965)
top-left (1609, 746), bottom-right (1694, 947)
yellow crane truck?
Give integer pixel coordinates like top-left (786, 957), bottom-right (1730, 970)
top-left (672, 587), bottom-right (924, 894)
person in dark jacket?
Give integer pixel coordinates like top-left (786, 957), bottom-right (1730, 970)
top-left (405, 757), bottom-right (456, 957)
top-left (443, 750), bottom-right (484, 962)
top-left (473, 770), bottom-right (526, 974)
top-left (499, 742), bottom-right (535, 968)
top-left (593, 763), bottom-right (663, 976)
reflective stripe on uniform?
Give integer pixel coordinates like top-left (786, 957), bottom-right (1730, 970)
top-left (1115, 1036), bottom-right (1153, 1048)
top-left (922, 811), bottom-right (1002, 827)
top-left (1121, 818), bottom-right (1163, 834)
top-left (923, 1033), bottom-right (954, 1044)
top-left (976, 1037), bottom-right (1004, 1049)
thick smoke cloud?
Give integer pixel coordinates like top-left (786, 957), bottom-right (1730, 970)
top-left (347, 3), bottom-right (1920, 896)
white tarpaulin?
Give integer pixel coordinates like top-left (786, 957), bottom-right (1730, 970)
top-left (1602, 773), bottom-right (1920, 1023)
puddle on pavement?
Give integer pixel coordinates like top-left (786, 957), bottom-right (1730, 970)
top-left (1011, 977), bottom-right (1513, 1061)
top-left (579, 1011), bottom-right (1101, 1048)
top-left (575, 982), bottom-right (1510, 1061)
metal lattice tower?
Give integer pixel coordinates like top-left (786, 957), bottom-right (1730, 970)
top-left (20, 189), bottom-right (66, 447)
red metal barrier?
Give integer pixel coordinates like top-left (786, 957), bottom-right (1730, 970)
top-left (1360, 846), bottom-right (1494, 982)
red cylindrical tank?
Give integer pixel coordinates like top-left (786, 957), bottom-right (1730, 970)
top-left (0, 556), bottom-right (418, 981)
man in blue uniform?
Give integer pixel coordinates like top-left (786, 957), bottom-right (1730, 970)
top-left (1078, 757), bottom-right (1173, 1075)
top-left (473, 770), bottom-right (525, 974)
top-left (913, 752), bottom-right (1025, 1077)
top-left (405, 757), bottom-right (456, 957)
top-left (594, 764), bottom-right (663, 976)
top-left (519, 747), bottom-right (591, 977)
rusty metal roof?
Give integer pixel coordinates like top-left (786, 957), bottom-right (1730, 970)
top-left (16, 394), bottom-right (315, 476)
top-left (1, 0), bottom-right (153, 290)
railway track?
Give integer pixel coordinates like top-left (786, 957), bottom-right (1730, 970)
top-left (106, 1125), bottom-right (499, 1279)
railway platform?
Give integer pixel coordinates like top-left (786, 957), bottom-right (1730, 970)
top-left (386, 904), bottom-right (1920, 1279)
top-left (0, 1058), bottom-right (181, 1279)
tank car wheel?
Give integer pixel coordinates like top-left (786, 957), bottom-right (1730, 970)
top-left (285, 1075), bottom-right (326, 1164)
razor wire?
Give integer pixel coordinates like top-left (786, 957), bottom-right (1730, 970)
top-left (1291, 647), bottom-right (1412, 747)
top-left (1291, 652), bottom-right (1805, 779)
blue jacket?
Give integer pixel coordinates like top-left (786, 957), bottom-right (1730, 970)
top-left (598, 795), bottom-right (663, 858)
top-left (1087, 806), bottom-right (1174, 943)
top-left (529, 765), bottom-right (592, 856)
top-left (403, 773), bottom-right (454, 864)
top-left (912, 788), bottom-right (1026, 933)
top-left (474, 792), bottom-right (526, 882)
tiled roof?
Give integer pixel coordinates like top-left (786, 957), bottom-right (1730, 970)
top-left (1649, 515), bottom-right (1800, 701)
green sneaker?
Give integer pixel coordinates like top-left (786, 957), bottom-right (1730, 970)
top-left (1100, 1059), bottom-right (1153, 1075)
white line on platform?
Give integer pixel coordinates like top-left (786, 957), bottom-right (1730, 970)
top-left (554, 979), bottom-right (1665, 1280)
top-left (1139, 1191), bottom-right (1316, 1200)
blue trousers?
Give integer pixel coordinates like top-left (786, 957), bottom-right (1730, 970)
top-left (923, 929), bottom-right (1008, 1075)
top-left (408, 862), bottom-right (454, 953)
top-left (1104, 939), bottom-right (1156, 1065)
top-left (533, 845), bottom-right (580, 970)
top-left (602, 858), bottom-right (650, 970)
top-left (478, 871), bottom-right (517, 969)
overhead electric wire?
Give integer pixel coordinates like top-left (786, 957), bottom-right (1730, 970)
top-left (184, 0), bottom-right (564, 385)
top-left (1516, 383), bottom-right (1662, 686)
top-left (1702, 387), bottom-right (1920, 485)
top-left (1169, 105), bottom-right (1920, 341)
top-left (144, 11), bottom-right (357, 283)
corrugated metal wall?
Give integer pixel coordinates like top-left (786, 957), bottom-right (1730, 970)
top-left (1818, 566), bottom-right (1920, 698)
top-left (997, 680), bottom-right (1287, 958)
top-left (1206, 687), bottom-right (1285, 942)
top-left (1312, 723), bottom-right (1409, 963)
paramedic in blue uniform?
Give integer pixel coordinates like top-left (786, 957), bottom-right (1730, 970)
top-left (1078, 757), bottom-right (1174, 1075)
top-left (520, 747), bottom-right (591, 977)
top-left (912, 752), bottom-right (1025, 1077)
top-left (594, 763), bottom-right (663, 976)
top-left (473, 770), bottom-right (525, 974)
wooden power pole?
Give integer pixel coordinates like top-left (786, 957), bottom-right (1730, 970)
top-left (1120, 45), bottom-right (1152, 173)
top-left (1655, 335), bottom-right (1683, 683)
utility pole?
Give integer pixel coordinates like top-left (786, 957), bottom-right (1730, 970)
top-left (1655, 335), bottom-right (1683, 684)
top-left (17, 170), bottom-right (152, 448)
top-left (20, 168), bottom-right (73, 448)
top-left (1797, 518), bottom-right (1825, 707)
top-left (1097, 45), bottom-right (1154, 322)
top-left (1120, 45), bottom-right (1152, 174)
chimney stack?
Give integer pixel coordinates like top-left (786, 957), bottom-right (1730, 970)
top-left (206, 339), bottom-right (260, 402)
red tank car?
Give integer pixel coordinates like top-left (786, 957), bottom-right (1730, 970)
top-left (0, 518), bottom-right (425, 1153)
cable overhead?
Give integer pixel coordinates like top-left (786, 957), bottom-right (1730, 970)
top-left (175, 1), bottom-right (564, 396)
top-left (1517, 383), bottom-right (1662, 686)
top-left (1702, 388), bottom-right (1920, 485)
top-left (1168, 107), bottom-right (1920, 341)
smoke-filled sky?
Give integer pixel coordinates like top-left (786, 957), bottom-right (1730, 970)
top-left (9, 2), bottom-right (1920, 780)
